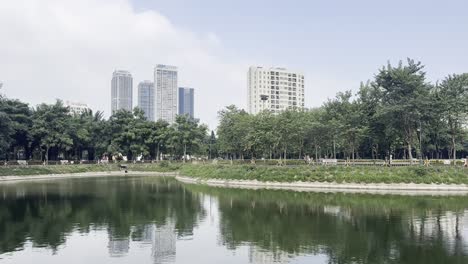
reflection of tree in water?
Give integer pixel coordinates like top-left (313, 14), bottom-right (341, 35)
top-left (0, 177), bottom-right (205, 256)
top-left (188, 186), bottom-right (468, 264)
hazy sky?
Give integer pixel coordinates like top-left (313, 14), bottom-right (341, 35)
top-left (1, 0), bottom-right (467, 129)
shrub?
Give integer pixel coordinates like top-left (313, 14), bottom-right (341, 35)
top-left (159, 160), bottom-right (169, 168)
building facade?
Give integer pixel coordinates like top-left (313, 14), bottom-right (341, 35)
top-left (178, 87), bottom-right (194, 119)
top-left (154, 65), bottom-right (178, 123)
top-left (247, 66), bottom-right (305, 114)
top-left (138, 80), bottom-right (155, 121)
top-left (64, 100), bottom-right (90, 115)
top-left (111, 70), bottom-right (133, 113)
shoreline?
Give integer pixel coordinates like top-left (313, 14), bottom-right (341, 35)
top-left (175, 175), bottom-right (468, 196)
top-left (0, 171), bottom-right (177, 183)
top-left (2, 168), bottom-right (468, 195)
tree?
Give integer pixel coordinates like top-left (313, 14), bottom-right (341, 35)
top-left (304, 108), bottom-right (328, 160)
top-left (169, 115), bottom-right (208, 161)
top-left (32, 101), bottom-right (73, 162)
top-left (108, 108), bottom-right (149, 160)
top-left (208, 130), bottom-right (217, 159)
top-left (436, 73), bottom-right (468, 161)
top-left (217, 105), bottom-right (250, 159)
top-left (249, 111), bottom-right (276, 159)
top-left (374, 59), bottom-right (430, 163)
top-left (82, 109), bottom-right (107, 160)
top-left (0, 98), bottom-right (32, 160)
top-left (146, 120), bottom-right (170, 160)
top-left (0, 108), bottom-right (13, 160)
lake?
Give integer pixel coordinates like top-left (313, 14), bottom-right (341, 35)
top-left (1, 175), bottom-right (468, 264)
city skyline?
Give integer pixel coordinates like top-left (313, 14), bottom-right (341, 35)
top-left (112, 67), bottom-right (197, 123)
top-left (1, 0), bottom-right (468, 129)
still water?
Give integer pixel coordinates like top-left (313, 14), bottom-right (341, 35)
top-left (1, 176), bottom-right (468, 264)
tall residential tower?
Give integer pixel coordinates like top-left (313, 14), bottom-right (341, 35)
top-left (111, 70), bottom-right (133, 113)
top-left (178, 87), bottom-right (194, 119)
top-left (247, 66), bottom-right (305, 114)
top-left (138, 80), bottom-right (155, 121)
top-left (154, 65), bottom-right (178, 123)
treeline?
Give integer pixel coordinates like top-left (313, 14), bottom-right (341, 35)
top-left (217, 59), bottom-right (468, 161)
top-left (0, 97), bottom-right (211, 161)
top-left (1, 59), bottom-right (467, 162)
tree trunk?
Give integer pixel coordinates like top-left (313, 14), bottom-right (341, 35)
top-left (408, 143), bottom-right (413, 164)
top-left (298, 140), bottom-right (302, 159)
top-left (209, 143), bottom-right (211, 160)
top-left (156, 144), bottom-right (160, 161)
top-left (283, 147), bottom-right (287, 165)
top-left (315, 144), bottom-right (318, 161)
top-left (452, 136), bottom-right (456, 164)
top-left (45, 146), bottom-right (49, 164)
top-left (333, 139), bottom-right (336, 159)
top-left (183, 144), bottom-right (187, 163)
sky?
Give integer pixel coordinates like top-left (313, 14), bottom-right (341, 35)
top-left (1, 0), bottom-right (467, 129)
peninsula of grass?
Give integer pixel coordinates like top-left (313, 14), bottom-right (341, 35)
top-left (0, 162), bottom-right (180, 177)
top-left (179, 164), bottom-right (468, 185)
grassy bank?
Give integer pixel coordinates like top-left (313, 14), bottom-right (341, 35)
top-left (0, 164), bottom-right (117, 176)
top-left (179, 164), bottom-right (468, 185)
top-left (1, 163), bottom-right (467, 185)
top-left (0, 162), bottom-right (180, 176)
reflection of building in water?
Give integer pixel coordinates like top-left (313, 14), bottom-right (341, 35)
top-left (248, 245), bottom-right (290, 264)
top-left (322, 205), bottom-right (352, 221)
top-left (141, 224), bottom-right (156, 244)
top-left (108, 236), bottom-right (130, 257)
top-left (108, 221), bottom-right (176, 263)
top-left (408, 210), bottom-right (468, 254)
top-left (152, 221), bottom-right (176, 264)
top-left (137, 222), bottom-right (177, 264)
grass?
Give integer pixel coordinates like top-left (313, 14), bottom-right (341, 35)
top-left (0, 164), bottom-right (119, 176)
top-left (1, 163), bottom-right (467, 185)
top-left (178, 164), bottom-right (468, 185)
top-left (0, 162), bottom-right (180, 176)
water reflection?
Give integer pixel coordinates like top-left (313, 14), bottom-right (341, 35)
top-left (188, 186), bottom-right (468, 264)
top-left (1, 177), bottom-right (468, 264)
top-left (0, 176), bottom-right (204, 263)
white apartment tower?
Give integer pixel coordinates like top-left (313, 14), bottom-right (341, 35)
top-left (138, 80), bottom-right (155, 121)
top-left (111, 70), bottom-right (133, 113)
top-left (154, 65), bottom-right (178, 123)
top-left (65, 100), bottom-right (91, 115)
top-left (247, 66), bottom-right (305, 114)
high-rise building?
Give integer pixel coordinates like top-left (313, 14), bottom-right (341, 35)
top-left (64, 100), bottom-right (91, 115)
top-left (111, 70), bottom-right (133, 113)
top-left (138, 80), bottom-right (155, 121)
top-left (154, 65), bottom-right (178, 123)
top-left (178, 87), bottom-right (194, 119)
top-left (247, 66), bottom-right (305, 114)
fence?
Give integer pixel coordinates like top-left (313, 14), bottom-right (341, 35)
top-left (0, 159), bottom-right (466, 167)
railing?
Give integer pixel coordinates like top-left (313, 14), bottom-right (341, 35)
top-left (0, 159), bottom-right (466, 167)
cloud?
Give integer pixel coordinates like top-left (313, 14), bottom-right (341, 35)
top-left (0, 0), bottom-right (246, 129)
